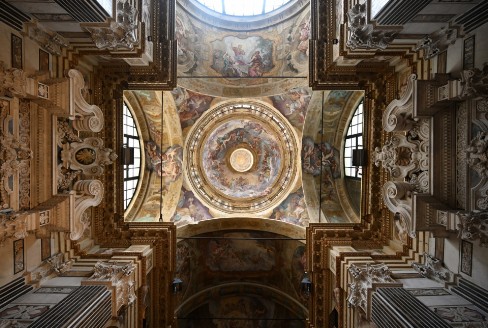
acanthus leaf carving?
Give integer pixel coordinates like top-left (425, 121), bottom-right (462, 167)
top-left (346, 3), bottom-right (400, 50)
top-left (28, 253), bottom-right (71, 282)
top-left (374, 134), bottom-right (428, 181)
top-left (87, 261), bottom-right (137, 311)
top-left (68, 69), bottom-right (104, 133)
top-left (0, 62), bottom-right (26, 98)
top-left (347, 263), bottom-right (396, 315)
top-left (415, 27), bottom-right (458, 60)
top-left (84, 1), bottom-right (139, 51)
top-left (0, 115), bottom-right (33, 209)
top-left (457, 211), bottom-right (488, 247)
top-left (383, 181), bottom-right (416, 238)
top-left (0, 211), bottom-right (28, 247)
top-left (26, 22), bottom-right (69, 56)
top-left (61, 136), bottom-right (117, 178)
top-left (70, 180), bottom-right (103, 241)
top-left (412, 253), bottom-right (453, 283)
top-left (466, 131), bottom-right (488, 179)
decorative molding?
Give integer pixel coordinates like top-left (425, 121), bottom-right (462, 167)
top-left (85, 1), bottom-right (139, 51)
top-left (87, 261), bottom-right (137, 313)
top-left (0, 212), bottom-right (28, 246)
top-left (383, 74), bottom-right (416, 132)
top-left (89, 260), bottom-right (134, 281)
top-left (459, 66), bottom-right (488, 99)
top-left (466, 131), bottom-right (488, 179)
top-left (346, 3), bottom-right (399, 50)
top-left (28, 253), bottom-right (71, 282)
top-left (0, 62), bottom-right (26, 98)
top-left (456, 103), bottom-right (468, 209)
top-left (25, 22), bottom-right (69, 56)
top-left (70, 180), bottom-right (103, 241)
top-left (412, 253), bottom-right (453, 282)
top-left (347, 263), bottom-right (397, 317)
top-left (383, 181), bottom-right (416, 238)
top-left (68, 69), bottom-right (104, 133)
top-left (61, 137), bottom-right (117, 178)
top-left (415, 27), bottom-right (458, 59)
top-left (373, 134), bottom-right (428, 181)
top-left (457, 211), bottom-right (488, 247)
top-left (0, 116), bottom-right (33, 209)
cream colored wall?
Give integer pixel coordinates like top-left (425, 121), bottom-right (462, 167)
top-left (0, 23), bottom-right (52, 73)
top-left (0, 21), bottom-right (56, 287)
top-left (435, 20), bottom-right (488, 292)
top-left (0, 238), bottom-right (25, 287)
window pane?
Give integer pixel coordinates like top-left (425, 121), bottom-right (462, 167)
top-left (344, 99), bottom-right (364, 178)
top-left (123, 102), bottom-right (141, 210)
top-left (196, 0), bottom-right (291, 15)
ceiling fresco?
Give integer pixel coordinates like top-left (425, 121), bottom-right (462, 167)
top-left (175, 230), bottom-right (308, 326)
top-left (125, 87), bottom-right (363, 226)
top-left (175, 2), bottom-right (310, 97)
top-left (184, 101), bottom-right (299, 215)
top-left (124, 3), bottom-right (362, 225)
top-left (301, 91), bottom-right (364, 223)
top-left (124, 90), bottom-right (184, 222)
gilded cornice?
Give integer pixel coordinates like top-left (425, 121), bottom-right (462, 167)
top-left (309, 0), bottom-right (416, 90)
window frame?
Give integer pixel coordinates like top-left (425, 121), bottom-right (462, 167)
top-left (122, 102), bottom-right (142, 210)
top-left (195, 0), bottom-right (291, 16)
top-left (343, 100), bottom-right (364, 180)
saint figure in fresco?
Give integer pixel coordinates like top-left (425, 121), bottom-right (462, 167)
top-left (297, 21), bottom-right (311, 55)
top-left (231, 44), bottom-right (246, 65)
top-left (248, 50), bottom-right (264, 77)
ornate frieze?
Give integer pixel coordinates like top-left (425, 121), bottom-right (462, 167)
top-left (347, 263), bottom-right (396, 315)
top-left (374, 134), bottom-right (428, 181)
top-left (70, 180), bottom-right (104, 241)
top-left (415, 27), bottom-right (458, 60)
top-left (412, 253), bottom-right (453, 283)
top-left (466, 131), bottom-right (488, 179)
top-left (61, 137), bottom-right (117, 178)
top-left (457, 211), bottom-right (488, 247)
top-left (456, 103), bottom-right (468, 209)
top-left (87, 261), bottom-right (137, 311)
top-left (0, 123), bottom-right (32, 209)
top-left (28, 253), bottom-right (71, 282)
top-left (85, 1), bottom-right (139, 51)
top-left (459, 64), bottom-right (488, 99)
top-left (25, 22), bottom-right (69, 56)
top-left (0, 211), bottom-right (28, 246)
top-left (0, 62), bottom-right (26, 98)
top-left (90, 261), bottom-right (135, 281)
top-left (346, 3), bottom-right (399, 50)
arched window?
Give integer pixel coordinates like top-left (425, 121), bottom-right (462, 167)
top-left (123, 102), bottom-right (141, 210)
top-left (195, 0), bottom-right (291, 16)
top-left (344, 100), bottom-right (363, 179)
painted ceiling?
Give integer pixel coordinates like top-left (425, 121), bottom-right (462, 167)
top-left (175, 230), bottom-right (308, 327)
top-left (124, 0), bottom-right (364, 228)
top-left (125, 87), bottom-right (363, 227)
top-left (175, 0), bottom-right (310, 97)
top-left (185, 101), bottom-right (299, 216)
top-left (121, 2), bottom-right (364, 319)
